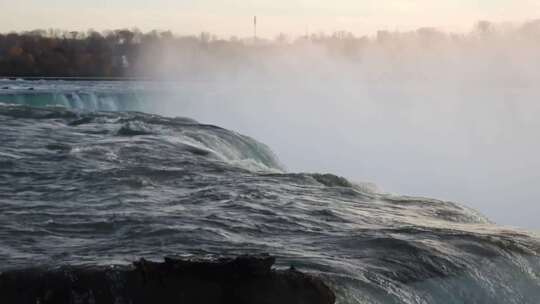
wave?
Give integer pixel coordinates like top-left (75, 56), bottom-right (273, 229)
top-left (0, 104), bottom-right (282, 172)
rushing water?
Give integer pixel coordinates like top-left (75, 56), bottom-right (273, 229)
top-left (1, 80), bottom-right (540, 303)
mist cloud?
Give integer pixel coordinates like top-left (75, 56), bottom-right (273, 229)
top-left (138, 20), bottom-right (540, 228)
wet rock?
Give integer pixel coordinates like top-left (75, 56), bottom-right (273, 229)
top-left (0, 254), bottom-right (335, 304)
top-left (311, 173), bottom-right (353, 188)
top-left (116, 122), bottom-right (154, 136)
top-left (45, 143), bottom-right (72, 152)
top-left (68, 116), bottom-right (94, 126)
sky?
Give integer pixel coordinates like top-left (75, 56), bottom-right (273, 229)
top-left (1, 0), bottom-right (540, 37)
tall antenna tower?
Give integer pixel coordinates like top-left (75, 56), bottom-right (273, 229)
top-left (253, 16), bottom-right (257, 41)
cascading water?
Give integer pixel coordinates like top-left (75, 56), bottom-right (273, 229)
top-left (0, 79), bottom-right (155, 112)
top-left (1, 80), bottom-right (540, 303)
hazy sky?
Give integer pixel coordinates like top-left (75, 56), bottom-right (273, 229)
top-left (1, 0), bottom-right (540, 37)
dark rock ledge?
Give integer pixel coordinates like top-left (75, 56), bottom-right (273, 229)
top-left (0, 255), bottom-right (335, 304)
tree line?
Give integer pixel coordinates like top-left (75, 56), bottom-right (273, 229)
top-left (1, 20), bottom-right (539, 79)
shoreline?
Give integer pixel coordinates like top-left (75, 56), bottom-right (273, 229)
top-left (0, 76), bottom-right (152, 81)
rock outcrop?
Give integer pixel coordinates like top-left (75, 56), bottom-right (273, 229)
top-left (0, 255), bottom-right (335, 304)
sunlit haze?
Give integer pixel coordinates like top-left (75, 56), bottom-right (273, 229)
top-left (2, 0), bottom-right (540, 37)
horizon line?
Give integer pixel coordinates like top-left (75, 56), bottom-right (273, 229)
top-left (2, 18), bottom-right (540, 40)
